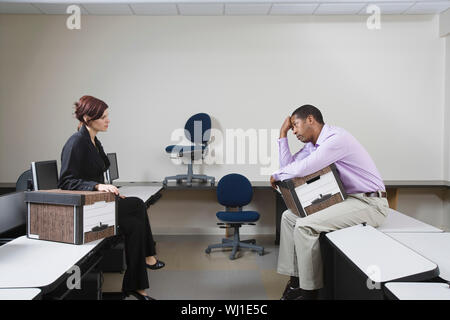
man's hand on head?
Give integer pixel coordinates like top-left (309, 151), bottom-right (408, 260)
top-left (280, 116), bottom-right (292, 139)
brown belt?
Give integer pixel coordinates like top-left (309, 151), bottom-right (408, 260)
top-left (364, 191), bottom-right (387, 198)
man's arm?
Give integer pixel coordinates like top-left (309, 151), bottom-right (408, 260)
top-left (273, 134), bottom-right (348, 181)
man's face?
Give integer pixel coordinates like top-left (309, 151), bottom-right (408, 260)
top-left (291, 115), bottom-right (312, 143)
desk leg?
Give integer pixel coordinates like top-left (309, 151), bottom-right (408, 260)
top-left (275, 191), bottom-right (287, 245)
top-left (386, 187), bottom-right (399, 210)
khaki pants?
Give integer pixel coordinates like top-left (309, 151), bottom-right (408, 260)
top-left (277, 193), bottom-right (389, 290)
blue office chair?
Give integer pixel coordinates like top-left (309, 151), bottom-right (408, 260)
top-left (205, 174), bottom-right (264, 260)
top-left (163, 113), bottom-right (215, 187)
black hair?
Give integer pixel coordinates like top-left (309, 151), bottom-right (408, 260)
top-left (291, 104), bottom-right (324, 125)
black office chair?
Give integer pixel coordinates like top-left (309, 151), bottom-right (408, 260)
top-left (163, 113), bottom-right (215, 187)
top-left (205, 174), bottom-right (264, 260)
top-left (0, 169), bottom-right (32, 245)
top-left (16, 169), bottom-right (33, 192)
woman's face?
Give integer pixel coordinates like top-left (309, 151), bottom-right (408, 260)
top-left (86, 109), bottom-right (110, 132)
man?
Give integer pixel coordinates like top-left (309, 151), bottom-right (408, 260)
top-left (270, 104), bottom-right (389, 300)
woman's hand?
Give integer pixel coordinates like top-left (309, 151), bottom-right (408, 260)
top-left (95, 184), bottom-right (121, 196)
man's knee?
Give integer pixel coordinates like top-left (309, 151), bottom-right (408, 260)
top-left (294, 217), bottom-right (319, 237)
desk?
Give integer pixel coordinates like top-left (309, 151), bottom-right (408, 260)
top-left (323, 224), bottom-right (439, 299)
top-left (384, 282), bottom-right (450, 300)
top-left (112, 180), bottom-right (448, 244)
top-left (1, 180), bottom-right (447, 244)
top-left (0, 288), bottom-right (42, 300)
top-left (0, 236), bottom-right (107, 296)
top-left (387, 232), bottom-right (450, 281)
top-left (159, 181), bottom-right (281, 239)
top-left (377, 208), bottom-right (443, 233)
top-left (117, 185), bottom-right (163, 204)
top-left (0, 183), bottom-right (163, 299)
top-left (384, 180), bottom-right (450, 210)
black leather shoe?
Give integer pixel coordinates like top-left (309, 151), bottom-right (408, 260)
top-left (280, 281), bottom-right (303, 300)
top-left (124, 291), bottom-right (156, 301)
top-left (146, 260), bottom-right (165, 270)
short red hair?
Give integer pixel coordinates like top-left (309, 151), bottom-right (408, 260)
top-left (74, 95), bottom-right (109, 130)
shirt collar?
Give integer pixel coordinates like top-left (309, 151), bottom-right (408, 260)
top-left (314, 123), bottom-right (330, 147)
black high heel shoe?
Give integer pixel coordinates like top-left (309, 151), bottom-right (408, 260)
top-left (124, 291), bottom-right (156, 301)
top-left (146, 259), bottom-right (165, 270)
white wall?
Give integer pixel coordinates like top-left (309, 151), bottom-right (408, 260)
top-left (0, 14), bottom-right (446, 183)
top-left (443, 9), bottom-right (450, 231)
top-left (445, 21), bottom-right (450, 182)
top-left (0, 14), bottom-right (447, 234)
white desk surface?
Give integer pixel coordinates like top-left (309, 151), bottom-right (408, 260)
top-left (385, 282), bottom-right (450, 300)
top-left (387, 232), bottom-right (450, 281)
top-left (0, 236), bottom-right (103, 289)
top-left (118, 186), bottom-right (162, 203)
top-left (377, 209), bottom-right (443, 233)
top-left (0, 288), bottom-right (41, 300)
top-left (326, 225), bottom-right (438, 283)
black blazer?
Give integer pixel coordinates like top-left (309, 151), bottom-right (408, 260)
top-left (58, 125), bottom-right (110, 191)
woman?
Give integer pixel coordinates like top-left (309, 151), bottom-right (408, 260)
top-left (58, 95), bottom-right (165, 300)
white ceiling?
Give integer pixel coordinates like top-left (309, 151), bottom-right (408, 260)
top-left (0, 0), bottom-right (449, 15)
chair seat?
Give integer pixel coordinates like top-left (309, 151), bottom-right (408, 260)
top-left (216, 211), bottom-right (260, 223)
top-left (165, 145), bottom-right (206, 154)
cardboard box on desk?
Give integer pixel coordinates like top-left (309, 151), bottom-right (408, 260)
top-left (276, 164), bottom-right (347, 218)
top-left (25, 189), bottom-right (118, 245)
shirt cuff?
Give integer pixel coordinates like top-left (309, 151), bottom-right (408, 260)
top-left (272, 171), bottom-right (281, 181)
top-left (84, 181), bottom-right (98, 191)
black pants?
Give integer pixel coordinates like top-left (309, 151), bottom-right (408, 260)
top-left (117, 196), bottom-right (156, 292)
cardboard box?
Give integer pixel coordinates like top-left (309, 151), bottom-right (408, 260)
top-left (25, 189), bottom-right (117, 244)
top-left (276, 164), bottom-right (347, 218)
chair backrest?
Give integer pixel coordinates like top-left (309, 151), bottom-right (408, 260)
top-left (184, 113), bottom-right (211, 144)
top-left (16, 169), bottom-right (33, 192)
top-left (0, 192), bottom-right (26, 234)
top-left (217, 174), bottom-right (253, 207)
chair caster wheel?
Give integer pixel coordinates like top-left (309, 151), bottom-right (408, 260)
top-left (229, 255), bottom-right (236, 260)
top-left (205, 248), bottom-right (211, 254)
top-left (258, 250), bottom-right (264, 256)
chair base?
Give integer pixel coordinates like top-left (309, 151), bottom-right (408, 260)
top-left (163, 174), bottom-right (215, 187)
top-left (205, 225), bottom-right (264, 260)
top-left (163, 162), bottom-right (215, 186)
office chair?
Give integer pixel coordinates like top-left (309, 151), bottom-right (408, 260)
top-left (16, 169), bottom-right (33, 192)
top-left (163, 113), bottom-right (215, 187)
top-left (205, 174), bottom-right (264, 260)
